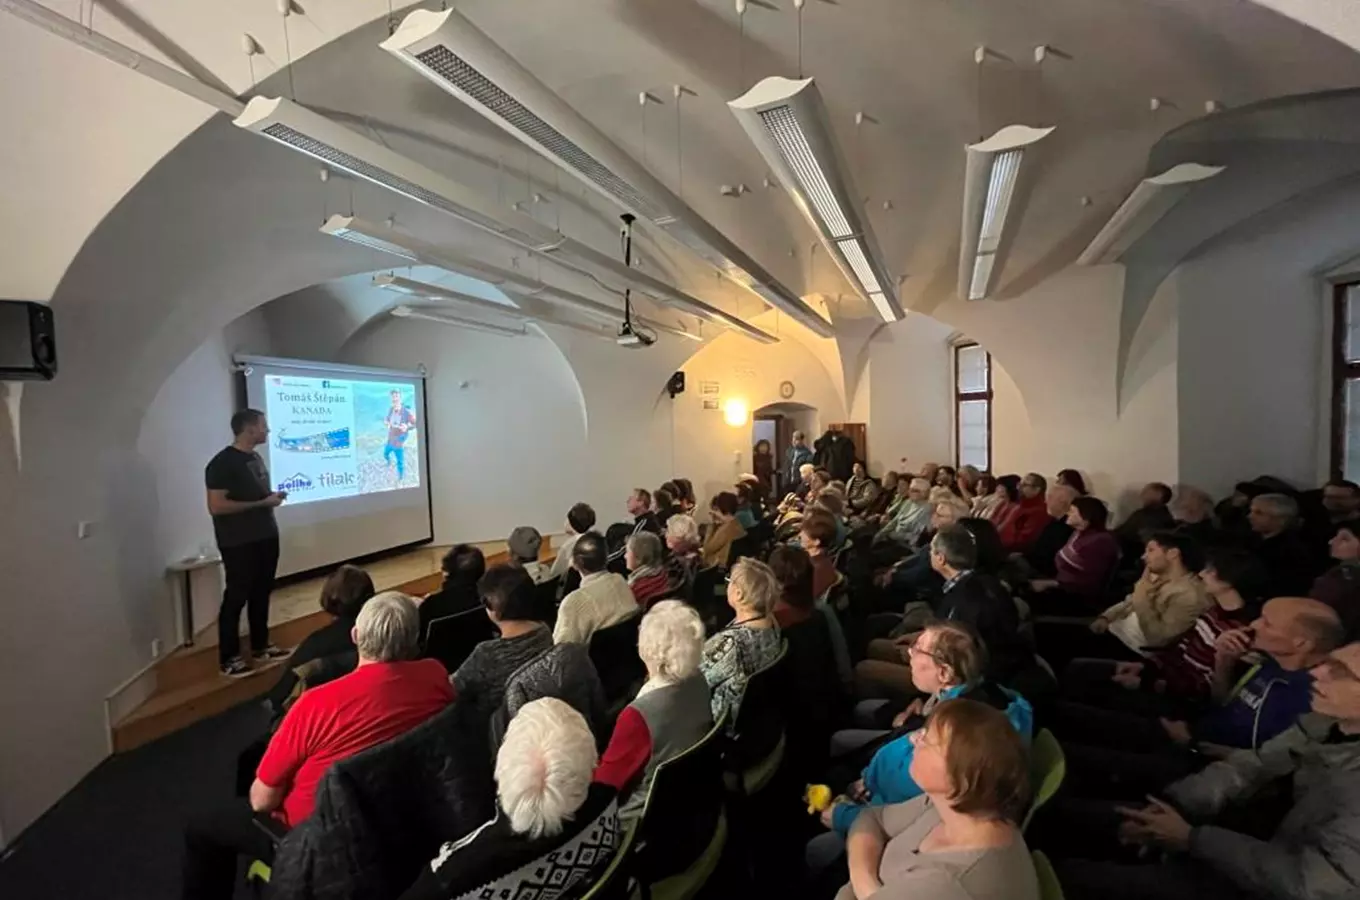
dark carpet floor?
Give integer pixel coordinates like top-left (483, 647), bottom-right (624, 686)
top-left (0, 699), bottom-right (271, 900)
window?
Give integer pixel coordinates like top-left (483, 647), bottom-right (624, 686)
top-left (954, 342), bottom-right (992, 471)
top-left (1333, 282), bottom-right (1360, 481)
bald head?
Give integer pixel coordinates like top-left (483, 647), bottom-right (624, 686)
top-left (1252, 597), bottom-right (1346, 669)
top-left (1046, 484), bottom-right (1078, 517)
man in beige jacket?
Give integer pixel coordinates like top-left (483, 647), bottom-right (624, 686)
top-left (1094, 530), bottom-right (1211, 652)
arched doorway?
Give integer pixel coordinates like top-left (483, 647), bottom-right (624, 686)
top-left (752, 401), bottom-right (819, 495)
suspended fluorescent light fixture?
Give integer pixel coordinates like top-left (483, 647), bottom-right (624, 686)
top-left (374, 274), bottom-right (620, 342)
top-left (325, 215), bottom-right (729, 342)
top-left (1076, 162), bottom-right (1225, 266)
top-left (379, 8), bottom-right (834, 338)
top-left (728, 76), bottom-right (903, 324)
top-left (390, 304), bottom-right (526, 337)
top-left (958, 124), bottom-right (1054, 301)
top-left (233, 96), bottom-right (766, 341)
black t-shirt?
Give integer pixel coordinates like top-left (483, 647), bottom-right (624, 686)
top-left (205, 446), bottom-right (277, 548)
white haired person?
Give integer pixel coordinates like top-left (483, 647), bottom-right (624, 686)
top-left (401, 698), bottom-right (619, 900)
top-left (664, 513), bottom-right (703, 596)
top-left (594, 601), bottom-right (713, 822)
top-left (184, 592), bottom-right (454, 900)
top-left (626, 531), bottom-right (670, 609)
top-left (701, 558), bottom-right (783, 732)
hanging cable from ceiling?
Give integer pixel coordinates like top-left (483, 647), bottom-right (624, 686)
top-left (277, 0), bottom-right (297, 101)
top-left (794, 0), bottom-right (805, 79)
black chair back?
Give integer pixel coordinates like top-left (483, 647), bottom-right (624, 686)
top-left (425, 608), bottom-right (495, 674)
top-left (534, 576), bottom-right (561, 626)
top-left (559, 567), bottom-right (582, 600)
top-left (633, 711), bottom-right (728, 883)
top-left (689, 566), bottom-right (732, 635)
top-left (727, 641), bottom-right (789, 773)
top-left (588, 612), bottom-right (645, 704)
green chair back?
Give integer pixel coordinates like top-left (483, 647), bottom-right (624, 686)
top-left (1022, 728), bottom-right (1065, 832)
top-left (1032, 849), bottom-right (1064, 900)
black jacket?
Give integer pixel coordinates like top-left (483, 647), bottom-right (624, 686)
top-left (1255, 531), bottom-right (1324, 599)
top-left (266, 617), bottom-right (355, 712)
top-left (813, 432), bottom-right (856, 482)
top-left (1024, 519), bottom-right (1074, 577)
top-left (419, 580), bottom-right (481, 642)
top-left (267, 702), bottom-right (495, 900)
top-left (935, 572), bottom-right (1027, 683)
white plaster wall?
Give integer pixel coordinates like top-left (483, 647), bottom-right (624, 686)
top-left (865, 315), bottom-right (955, 474)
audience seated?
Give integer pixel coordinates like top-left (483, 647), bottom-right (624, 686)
top-left (1301, 478), bottom-right (1360, 556)
top-left (1054, 641), bottom-right (1360, 900)
top-left (969, 473), bottom-right (1001, 518)
top-left (1096, 531), bottom-right (1209, 651)
top-left (815, 623), bottom-right (1032, 863)
top-left (653, 485), bottom-right (681, 528)
top-left (1171, 486), bottom-right (1220, 548)
top-left (832, 698), bottom-right (1038, 900)
top-left (800, 510), bottom-right (843, 599)
top-left (1311, 521), bottom-right (1360, 639)
top-left (1051, 597), bottom-right (1345, 798)
top-left (663, 513), bottom-right (702, 595)
top-left (451, 565), bottom-right (554, 723)
top-left (875, 477), bottom-right (933, 548)
top-left (401, 698), bottom-right (619, 900)
top-left (701, 557), bottom-right (783, 732)
top-left (1019, 484), bottom-right (1076, 578)
top-left (673, 477), bottom-right (697, 514)
top-left (419, 544), bottom-right (486, 640)
top-left (1027, 496), bottom-right (1121, 613)
top-left (860, 471), bottom-right (900, 524)
top-left (184, 593), bottom-right (453, 900)
top-left (956, 465), bottom-right (981, 502)
top-left (846, 460), bottom-right (882, 515)
top-left (735, 480), bottom-right (761, 529)
top-left (267, 564), bottom-right (375, 714)
top-left (627, 488), bottom-right (662, 538)
top-left (1062, 548), bottom-right (1265, 717)
top-left (1113, 482), bottom-right (1176, 559)
top-left (702, 491), bottom-right (747, 569)
top-left (625, 531), bottom-right (670, 608)
top-left (507, 526), bottom-right (548, 584)
top-left (594, 601), bottom-right (713, 823)
top-left (856, 525), bottom-right (1026, 701)
top-left (1249, 493), bottom-right (1322, 598)
top-left (997, 473), bottom-right (1050, 553)
top-left (1057, 468), bottom-right (1089, 495)
top-left (546, 502), bottom-right (596, 582)
top-left (933, 465), bottom-right (960, 496)
top-left (554, 532), bottom-right (636, 645)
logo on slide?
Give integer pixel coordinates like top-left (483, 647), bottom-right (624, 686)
top-left (278, 473), bottom-right (314, 492)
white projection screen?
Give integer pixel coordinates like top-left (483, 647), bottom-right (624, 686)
top-left (238, 355), bottom-right (433, 576)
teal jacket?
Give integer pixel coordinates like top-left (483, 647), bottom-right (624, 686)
top-left (831, 683), bottom-right (1033, 835)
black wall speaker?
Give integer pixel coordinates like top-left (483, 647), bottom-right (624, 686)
top-left (666, 371), bottom-right (685, 398)
top-left (0, 301), bottom-right (57, 381)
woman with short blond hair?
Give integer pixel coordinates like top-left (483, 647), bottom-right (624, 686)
top-left (700, 558), bottom-right (783, 731)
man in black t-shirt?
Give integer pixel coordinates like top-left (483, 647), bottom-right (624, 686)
top-left (206, 409), bottom-right (290, 676)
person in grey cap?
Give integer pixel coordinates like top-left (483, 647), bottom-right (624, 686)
top-left (509, 526), bottom-right (549, 584)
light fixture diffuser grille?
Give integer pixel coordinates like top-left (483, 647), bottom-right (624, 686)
top-left (978, 150), bottom-right (1022, 253)
top-left (835, 238), bottom-right (883, 294)
top-left (413, 46), bottom-right (670, 224)
top-left (758, 105), bottom-right (854, 239)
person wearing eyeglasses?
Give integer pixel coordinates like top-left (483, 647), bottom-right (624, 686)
top-left (832, 699), bottom-right (1040, 900)
top-left (807, 621), bottom-right (1032, 877)
top-left (1055, 641), bottom-right (1360, 900)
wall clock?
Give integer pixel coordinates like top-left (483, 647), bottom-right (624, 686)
top-left (779, 380), bottom-right (796, 399)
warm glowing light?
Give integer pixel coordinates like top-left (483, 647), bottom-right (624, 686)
top-left (723, 398), bottom-right (750, 427)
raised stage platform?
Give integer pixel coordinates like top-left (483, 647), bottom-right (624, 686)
top-left (109, 539), bottom-right (552, 752)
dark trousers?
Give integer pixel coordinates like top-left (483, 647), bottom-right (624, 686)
top-left (1033, 620), bottom-right (1140, 671)
top-left (1063, 659), bottom-right (1199, 720)
top-left (1058, 857), bottom-right (1247, 900)
top-left (218, 536), bottom-right (279, 664)
top-left (182, 802), bottom-right (276, 900)
top-left (1050, 701), bottom-right (1202, 798)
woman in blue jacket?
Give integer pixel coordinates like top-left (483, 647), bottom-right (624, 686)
top-left (806, 620), bottom-right (1034, 873)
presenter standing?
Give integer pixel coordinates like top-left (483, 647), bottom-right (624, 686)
top-left (205, 409), bottom-right (290, 677)
top-left (383, 389), bottom-right (417, 484)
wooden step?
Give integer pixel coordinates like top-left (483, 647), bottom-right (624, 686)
top-left (112, 659), bottom-right (287, 752)
top-left (156, 611), bottom-right (334, 693)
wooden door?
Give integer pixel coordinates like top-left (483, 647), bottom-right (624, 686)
top-left (827, 422), bottom-right (868, 467)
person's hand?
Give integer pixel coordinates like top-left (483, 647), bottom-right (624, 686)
top-left (1116, 796), bottom-right (1193, 851)
top-left (1160, 718), bottom-right (1193, 745)
top-left (262, 492), bottom-right (286, 508)
top-left (848, 779), bottom-right (870, 803)
top-left (892, 698), bottom-right (925, 728)
top-left (1111, 661), bottom-right (1143, 690)
top-left (1090, 617), bottom-right (1110, 634)
top-left (874, 570), bottom-right (893, 588)
top-left (1030, 579), bottom-right (1058, 592)
top-left (819, 803), bottom-right (837, 830)
top-left (1214, 628), bottom-right (1253, 666)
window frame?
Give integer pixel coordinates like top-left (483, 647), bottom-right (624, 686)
top-left (953, 341), bottom-right (993, 472)
top-left (1331, 281), bottom-right (1360, 481)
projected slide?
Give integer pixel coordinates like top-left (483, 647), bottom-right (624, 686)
top-left (263, 374), bottom-right (420, 505)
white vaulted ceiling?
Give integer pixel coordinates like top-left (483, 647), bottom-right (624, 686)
top-left (3, 0), bottom-right (1360, 324)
